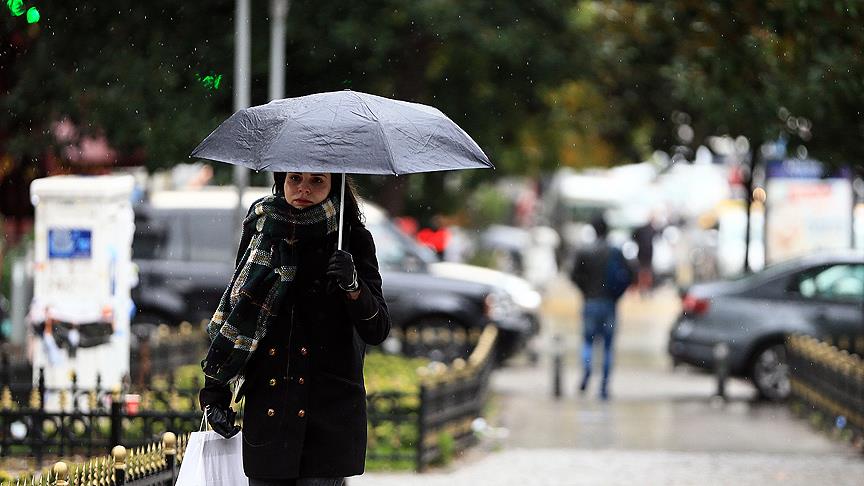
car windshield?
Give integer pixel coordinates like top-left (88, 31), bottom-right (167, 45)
top-left (731, 257), bottom-right (812, 285)
top-left (366, 219), bottom-right (437, 272)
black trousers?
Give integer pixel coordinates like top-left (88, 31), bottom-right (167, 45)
top-left (248, 478), bottom-right (344, 486)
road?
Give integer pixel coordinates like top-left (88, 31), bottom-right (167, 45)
top-left (353, 276), bottom-right (864, 485)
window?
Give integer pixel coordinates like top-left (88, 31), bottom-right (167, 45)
top-left (132, 213), bottom-right (184, 260)
top-left (367, 222), bottom-right (410, 271)
top-left (797, 264), bottom-right (864, 303)
top-left (185, 209), bottom-right (235, 262)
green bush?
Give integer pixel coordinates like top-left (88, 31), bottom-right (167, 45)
top-left (435, 431), bottom-right (456, 466)
top-left (466, 184), bottom-right (512, 229)
top-left (363, 352), bottom-right (428, 395)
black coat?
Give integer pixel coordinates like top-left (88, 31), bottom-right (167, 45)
top-left (200, 223), bottom-right (390, 480)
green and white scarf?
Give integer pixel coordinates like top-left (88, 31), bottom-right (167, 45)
top-left (202, 193), bottom-right (340, 384)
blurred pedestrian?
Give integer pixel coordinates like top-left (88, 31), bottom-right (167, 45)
top-left (632, 217), bottom-right (657, 296)
top-left (198, 172), bottom-right (391, 486)
top-left (569, 214), bottom-right (634, 400)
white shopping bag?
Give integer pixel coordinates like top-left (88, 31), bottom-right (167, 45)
top-left (176, 415), bottom-right (245, 486)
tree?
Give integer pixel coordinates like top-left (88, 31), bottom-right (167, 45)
top-left (2, 2), bottom-right (238, 169)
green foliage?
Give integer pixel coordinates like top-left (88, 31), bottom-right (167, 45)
top-left (0, 232), bottom-right (32, 300)
top-left (171, 364), bottom-right (205, 391)
top-left (614, 1), bottom-right (864, 168)
top-left (466, 184), bottom-right (512, 229)
top-left (2, 2), bottom-right (235, 170)
top-left (4, 0), bottom-right (861, 222)
top-left (434, 431), bottom-right (456, 466)
top-left (363, 352), bottom-right (428, 395)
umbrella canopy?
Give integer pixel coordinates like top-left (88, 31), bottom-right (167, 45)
top-left (190, 90), bottom-right (493, 175)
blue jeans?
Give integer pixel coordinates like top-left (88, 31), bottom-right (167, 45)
top-left (580, 299), bottom-right (617, 395)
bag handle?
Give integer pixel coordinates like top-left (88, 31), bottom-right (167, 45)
top-left (200, 408), bottom-right (209, 432)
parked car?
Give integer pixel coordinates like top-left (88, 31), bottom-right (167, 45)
top-left (363, 203), bottom-right (541, 361)
top-left (131, 188), bottom-right (270, 328)
top-left (131, 188), bottom-right (518, 362)
top-left (668, 251), bottom-right (864, 401)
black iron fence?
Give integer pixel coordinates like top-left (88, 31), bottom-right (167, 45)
top-left (415, 325), bottom-right (497, 470)
top-left (1, 324), bottom-right (499, 478)
top-left (0, 366), bottom-right (202, 466)
top-left (364, 325), bottom-right (497, 471)
top-left (787, 334), bottom-right (864, 449)
top-left (0, 432), bottom-right (187, 486)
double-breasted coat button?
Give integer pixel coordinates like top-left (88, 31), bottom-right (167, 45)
top-left (297, 409), bottom-right (306, 418)
top-left (267, 409), bottom-right (275, 417)
top-left (298, 377), bottom-right (305, 385)
top-left (268, 348), bottom-right (277, 356)
top-left (300, 347), bottom-right (308, 356)
top-left (268, 378), bottom-right (277, 386)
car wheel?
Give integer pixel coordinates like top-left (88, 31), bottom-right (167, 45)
top-left (402, 317), bottom-right (471, 362)
top-left (751, 343), bottom-right (790, 401)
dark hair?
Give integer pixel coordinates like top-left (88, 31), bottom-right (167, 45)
top-left (272, 172), bottom-right (364, 226)
top-left (591, 213), bottom-right (609, 239)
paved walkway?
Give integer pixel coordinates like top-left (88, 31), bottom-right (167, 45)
top-left (352, 277), bottom-right (864, 485)
top-left (354, 448), bottom-right (864, 486)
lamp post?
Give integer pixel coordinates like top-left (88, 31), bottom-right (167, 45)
top-left (233, 0), bottom-right (251, 233)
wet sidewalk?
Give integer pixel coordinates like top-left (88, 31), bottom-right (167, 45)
top-left (352, 278), bottom-right (864, 485)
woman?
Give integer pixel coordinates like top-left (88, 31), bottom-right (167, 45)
top-left (198, 172), bottom-right (391, 486)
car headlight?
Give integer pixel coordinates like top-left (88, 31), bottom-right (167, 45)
top-left (511, 289), bottom-right (542, 311)
top-left (673, 320), bottom-right (694, 338)
top-left (484, 290), bottom-right (518, 322)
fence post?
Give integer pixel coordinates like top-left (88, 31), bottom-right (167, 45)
top-left (38, 366), bottom-right (46, 407)
top-left (163, 431), bottom-right (177, 483)
top-left (416, 383), bottom-right (427, 473)
top-left (110, 391), bottom-right (123, 449)
top-left (551, 334), bottom-right (563, 399)
top-left (113, 445), bottom-right (127, 485)
top-left (0, 352), bottom-right (10, 388)
top-left (713, 343), bottom-right (729, 401)
top-left (0, 386), bottom-right (10, 457)
top-left (32, 367), bottom-right (45, 467)
top-left (53, 461), bottom-right (69, 486)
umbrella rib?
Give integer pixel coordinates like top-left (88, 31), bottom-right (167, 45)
top-left (348, 91), bottom-right (399, 175)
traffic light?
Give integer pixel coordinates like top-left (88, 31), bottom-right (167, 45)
top-left (25, 6), bottom-right (38, 23)
top-left (6, 0), bottom-right (38, 24)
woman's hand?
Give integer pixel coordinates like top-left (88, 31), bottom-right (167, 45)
top-left (206, 404), bottom-right (241, 439)
top-left (327, 250), bottom-right (360, 295)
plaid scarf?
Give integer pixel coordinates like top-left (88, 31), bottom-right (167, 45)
top-left (201, 193), bottom-right (340, 384)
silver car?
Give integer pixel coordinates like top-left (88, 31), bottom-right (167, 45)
top-left (668, 251), bottom-right (864, 400)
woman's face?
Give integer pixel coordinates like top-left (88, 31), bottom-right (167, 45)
top-left (283, 172), bottom-right (332, 209)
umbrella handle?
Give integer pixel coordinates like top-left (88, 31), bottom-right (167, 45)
top-left (337, 173), bottom-right (345, 250)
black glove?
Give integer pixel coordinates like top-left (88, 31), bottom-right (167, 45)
top-left (327, 250), bottom-right (359, 292)
top-left (206, 404), bottom-right (241, 439)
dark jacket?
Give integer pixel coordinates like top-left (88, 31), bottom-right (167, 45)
top-left (570, 240), bottom-right (629, 300)
top-left (200, 222), bottom-right (390, 479)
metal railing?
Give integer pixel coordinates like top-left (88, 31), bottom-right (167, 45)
top-left (787, 334), bottom-right (864, 448)
top-left (415, 325), bottom-right (497, 470)
top-left (0, 431), bottom-right (187, 486)
top-left (0, 368), bottom-right (201, 465)
top-left (2, 324), bottom-right (500, 475)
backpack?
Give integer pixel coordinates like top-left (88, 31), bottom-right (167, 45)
top-left (604, 247), bottom-right (633, 300)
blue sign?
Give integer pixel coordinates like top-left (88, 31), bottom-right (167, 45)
top-left (766, 159), bottom-right (824, 179)
top-left (766, 159), bottom-right (851, 179)
top-left (48, 229), bottom-right (92, 259)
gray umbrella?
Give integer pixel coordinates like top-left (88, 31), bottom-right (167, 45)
top-left (191, 89), bottom-right (493, 248)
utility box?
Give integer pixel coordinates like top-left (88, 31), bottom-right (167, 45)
top-left (29, 175), bottom-right (136, 393)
